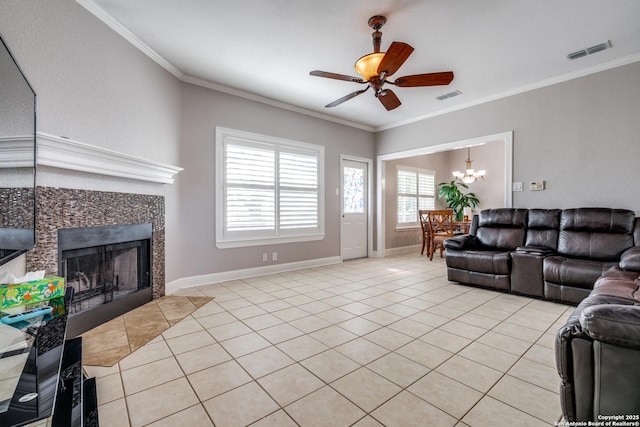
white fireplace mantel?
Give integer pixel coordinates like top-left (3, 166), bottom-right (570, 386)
top-left (36, 132), bottom-right (183, 184)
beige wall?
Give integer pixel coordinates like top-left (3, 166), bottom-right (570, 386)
top-left (178, 82), bottom-right (375, 277)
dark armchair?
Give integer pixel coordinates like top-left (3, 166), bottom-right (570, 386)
top-left (444, 208), bottom-right (528, 291)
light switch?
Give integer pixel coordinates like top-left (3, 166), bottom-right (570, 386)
top-left (512, 182), bottom-right (523, 192)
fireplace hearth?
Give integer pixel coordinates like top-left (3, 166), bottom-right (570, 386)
top-left (58, 223), bottom-right (153, 337)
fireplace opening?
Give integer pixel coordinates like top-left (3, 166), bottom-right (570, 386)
top-left (58, 223), bottom-right (153, 337)
top-left (63, 240), bottom-right (149, 315)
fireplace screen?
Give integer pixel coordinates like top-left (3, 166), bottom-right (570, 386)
top-left (57, 223), bottom-right (153, 328)
top-left (62, 240), bottom-right (149, 315)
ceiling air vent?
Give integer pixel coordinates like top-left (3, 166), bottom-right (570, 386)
top-left (567, 40), bottom-right (612, 60)
top-left (436, 90), bottom-right (462, 101)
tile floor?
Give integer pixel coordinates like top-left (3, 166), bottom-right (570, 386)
top-left (85, 253), bottom-right (572, 427)
top-left (81, 295), bottom-right (212, 366)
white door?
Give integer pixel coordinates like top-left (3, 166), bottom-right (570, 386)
top-left (341, 159), bottom-right (368, 260)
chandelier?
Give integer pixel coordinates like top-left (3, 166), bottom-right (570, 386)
top-left (453, 147), bottom-right (486, 184)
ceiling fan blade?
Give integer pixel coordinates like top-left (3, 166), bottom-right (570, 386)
top-left (377, 89), bottom-right (401, 111)
top-left (393, 71), bottom-right (454, 87)
top-left (325, 86), bottom-right (370, 108)
top-left (310, 70), bottom-right (365, 83)
top-left (377, 42), bottom-right (414, 77)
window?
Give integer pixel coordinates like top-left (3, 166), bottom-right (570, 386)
top-left (397, 166), bottom-right (435, 227)
top-left (215, 127), bottom-right (324, 248)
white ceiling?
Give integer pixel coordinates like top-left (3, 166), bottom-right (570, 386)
top-left (81, 0), bottom-right (640, 131)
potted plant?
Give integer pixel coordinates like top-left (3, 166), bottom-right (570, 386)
top-left (438, 180), bottom-right (480, 221)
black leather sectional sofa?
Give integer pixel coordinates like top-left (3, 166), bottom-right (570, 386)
top-left (444, 207), bottom-right (640, 421)
top-left (443, 207), bottom-right (640, 305)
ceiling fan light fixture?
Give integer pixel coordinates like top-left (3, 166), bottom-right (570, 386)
top-left (355, 52), bottom-right (385, 80)
top-left (310, 15), bottom-right (453, 111)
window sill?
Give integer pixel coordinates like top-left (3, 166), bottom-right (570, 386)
top-left (395, 225), bottom-right (420, 232)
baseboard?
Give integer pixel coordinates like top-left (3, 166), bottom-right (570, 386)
top-left (165, 256), bottom-right (342, 295)
top-left (385, 244), bottom-right (421, 256)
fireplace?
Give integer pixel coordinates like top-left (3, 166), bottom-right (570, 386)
top-left (58, 223), bottom-right (153, 337)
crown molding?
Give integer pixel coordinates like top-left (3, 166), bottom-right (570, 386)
top-left (182, 75), bottom-right (376, 132)
top-left (0, 136), bottom-right (34, 168)
top-left (76, 0), bottom-right (184, 79)
top-left (36, 132), bottom-right (183, 184)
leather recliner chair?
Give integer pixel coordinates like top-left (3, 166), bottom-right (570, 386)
top-left (556, 252), bottom-right (640, 421)
top-left (444, 208), bottom-right (528, 291)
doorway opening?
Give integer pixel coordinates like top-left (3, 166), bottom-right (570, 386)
top-left (376, 131), bottom-right (513, 257)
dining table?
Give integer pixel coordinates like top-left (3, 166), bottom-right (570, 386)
top-left (451, 218), bottom-right (472, 234)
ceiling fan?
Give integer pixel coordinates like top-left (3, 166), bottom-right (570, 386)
top-left (310, 15), bottom-right (454, 111)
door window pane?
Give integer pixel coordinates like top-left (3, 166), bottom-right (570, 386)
top-left (343, 167), bottom-right (364, 213)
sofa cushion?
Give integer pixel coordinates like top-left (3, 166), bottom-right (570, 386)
top-left (478, 208), bottom-right (528, 228)
top-left (445, 249), bottom-right (511, 275)
top-left (544, 256), bottom-right (617, 289)
top-left (590, 279), bottom-right (640, 301)
top-left (525, 209), bottom-right (560, 249)
top-left (620, 247), bottom-right (640, 271)
top-left (580, 304), bottom-right (640, 349)
top-left (597, 266), bottom-right (640, 282)
top-left (591, 269), bottom-right (640, 301)
top-left (557, 208), bottom-right (635, 260)
top-left (475, 208), bottom-right (528, 250)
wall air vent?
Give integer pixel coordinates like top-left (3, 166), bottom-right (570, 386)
top-left (436, 90), bottom-right (462, 101)
top-left (567, 40), bottom-right (612, 60)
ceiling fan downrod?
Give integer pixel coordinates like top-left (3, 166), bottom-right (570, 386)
top-left (368, 15), bottom-right (386, 53)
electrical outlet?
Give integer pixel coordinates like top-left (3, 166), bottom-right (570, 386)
top-left (529, 180), bottom-right (545, 191)
top-left (272, 252), bottom-right (277, 261)
top-left (512, 181), bottom-right (523, 192)
top-left (262, 253), bottom-right (268, 262)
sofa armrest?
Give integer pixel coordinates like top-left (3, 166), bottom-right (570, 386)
top-left (580, 304), bottom-right (640, 350)
top-left (619, 246), bottom-right (640, 272)
top-left (513, 245), bottom-right (555, 256)
top-left (443, 234), bottom-right (477, 250)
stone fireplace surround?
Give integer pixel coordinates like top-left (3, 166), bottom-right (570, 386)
top-left (26, 187), bottom-right (165, 298)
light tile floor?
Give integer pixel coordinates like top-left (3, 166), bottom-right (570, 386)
top-left (85, 253), bottom-right (572, 427)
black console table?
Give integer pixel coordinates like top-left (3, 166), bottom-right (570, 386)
top-left (0, 290), bottom-right (98, 426)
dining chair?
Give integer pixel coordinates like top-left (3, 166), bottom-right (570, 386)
top-left (418, 210), bottom-right (431, 256)
top-left (428, 209), bottom-right (455, 261)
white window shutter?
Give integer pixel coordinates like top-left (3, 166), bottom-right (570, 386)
top-left (279, 150), bottom-right (318, 230)
top-left (225, 143), bottom-right (276, 233)
top-left (397, 166), bottom-right (435, 226)
top-left (216, 127), bottom-right (325, 248)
